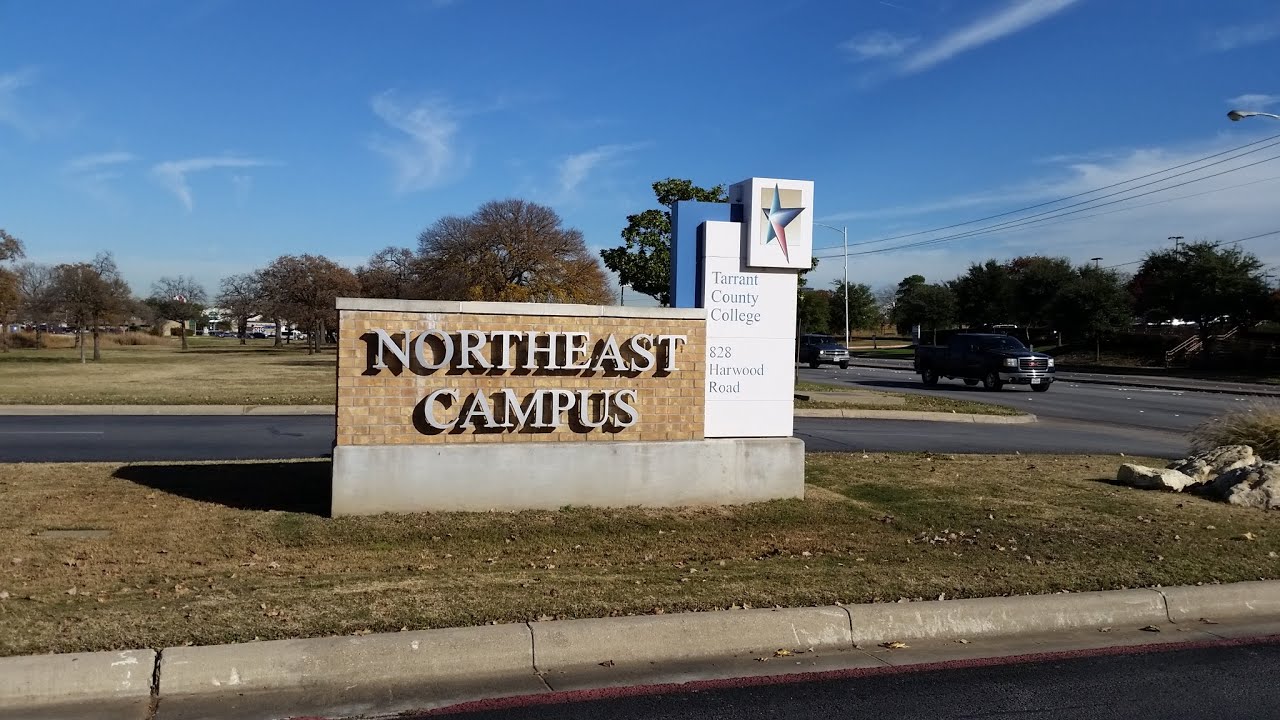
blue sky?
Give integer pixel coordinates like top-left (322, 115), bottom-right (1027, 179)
top-left (3, 0), bottom-right (1279, 304)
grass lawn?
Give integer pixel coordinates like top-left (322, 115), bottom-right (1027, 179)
top-left (0, 338), bottom-right (335, 405)
top-left (3, 452), bottom-right (1278, 656)
top-left (794, 381), bottom-right (1022, 416)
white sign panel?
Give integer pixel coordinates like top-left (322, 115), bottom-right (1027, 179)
top-left (727, 177), bottom-right (814, 270)
top-left (701, 220), bottom-right (797, 438)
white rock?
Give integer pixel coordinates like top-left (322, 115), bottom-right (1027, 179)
top-left (1116, 464), bottom-right (1198, 492)
top-left (1200, 462), bottom-right (1280, 510)
top-left (1167, 446), bottom-right (1258, 484)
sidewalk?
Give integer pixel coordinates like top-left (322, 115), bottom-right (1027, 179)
top-left (3, 580), bottom-right (1278, 720)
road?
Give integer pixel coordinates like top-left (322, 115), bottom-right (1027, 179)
top-left (406, 636), bottom-right (1280, 720)
top-left (0, 368), bottom-right (1263, 462)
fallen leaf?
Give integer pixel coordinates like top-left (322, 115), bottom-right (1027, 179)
top-left (881, 641), bottom-right (909, 649)
top-left (956, 638), bottom-right (971, 644)
top-left (1099, 627), bottom-right (1113, 633)
top-left (598, 660), bottom-right (615, 668)
top-left (1140, 625), bottom-right (1162, 632)
top-left (1200, 618), bottom-right (1220, 625)
top-left (774, 649), bottom-right (794, 657)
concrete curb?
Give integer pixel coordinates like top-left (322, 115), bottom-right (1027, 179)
top-left (7, 581), bottom-right (1280, 718)
top-left (794, 408), bottom-right (1037, 424)
top-left (0, 649), bottom-right (155, 720)
top-left (157, 625), bottom-right (540, 720)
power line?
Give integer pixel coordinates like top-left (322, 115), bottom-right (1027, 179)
top-left (812, 131), bottom-right (1280, 253)
top-left (816, 152), bottom-right (1280, 258)
top-left (1099, 229), bottom-right (1280, 270)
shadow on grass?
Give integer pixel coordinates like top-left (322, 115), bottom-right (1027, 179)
top-left (112, 460), bottom-right (332, 516)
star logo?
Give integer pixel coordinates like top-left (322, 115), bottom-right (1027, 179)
top-left (761, 184), bottom-right (805, 262)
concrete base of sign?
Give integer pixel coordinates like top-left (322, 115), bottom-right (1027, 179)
top-left (330, 438), bottom-right (804, 515)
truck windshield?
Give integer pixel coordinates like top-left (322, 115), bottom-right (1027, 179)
top-left (979, 336), bottom-right (1027, 351)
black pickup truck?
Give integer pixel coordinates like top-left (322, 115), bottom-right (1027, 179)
top-left (913, 333), bottom-right (1055, 391)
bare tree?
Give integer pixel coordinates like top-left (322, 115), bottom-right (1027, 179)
top-left (356, 246), bottom-right (424, 299)
top-left (0, 229), bottom-right (22, 262)
top-left (259, 254), bottom-right (360, 354)
top-left (417, 199), bottom-right (615, 304)
top-left (16, 263), bottom-right (56, 348)
top-left (148, 276), bottom-right (207, 351)
top-left (51, 256), bottom-right (133, 363)
top-left (217, 273), bottom-right (263, 345)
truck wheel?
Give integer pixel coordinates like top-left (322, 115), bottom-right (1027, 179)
top-left (839, 361), bottom-right (849, 369)
top-left (922, 369), bottom-right (939, 386)
top-left (809, 361), bottom-right (820, 369)
top-left (1032, 383), bottom-right (1050, 392)
top-left (982, 372), bottom-right (1004, 391)
top-left (964, 379), bottom-right (979, 386)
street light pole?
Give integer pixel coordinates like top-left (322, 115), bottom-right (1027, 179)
top-left (1168, 235), bottom-right (1184, 252)
top-left (1091, 257), bottom-right (1102, 269)
top-left (1090, 258), bottom-right (1103, 361)
top-left (814, 222), bottom-right (849, 347)
top-left (1228, 110), bottom-right (1280, 122)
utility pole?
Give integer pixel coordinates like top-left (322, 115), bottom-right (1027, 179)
top-left (1090, 258), bottom-right (1103, 362)
top-left (1169, 235), bottom-right (1184, 252)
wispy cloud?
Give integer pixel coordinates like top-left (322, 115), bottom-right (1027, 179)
top-left (557, 144), bottom-right (643, 197)
top-left (151, 156), bottom-right (270, 211)
top-left (900, 0), bottom-right (1080, 74)
top-left (841, 30), bottom-right (919, 61)
top-left (1227, 93), bottom-right (1280, 109)
top-left (369, 91), bottom-right (463, 193)
top-left (0, 67), bottom-right (38, 135)
top-left (813, 134), bottom-right (1280, 291)
top-left (65, 151), bottom-right (135, 174)
top-left (1206, 21), bottom-right (1280, 52)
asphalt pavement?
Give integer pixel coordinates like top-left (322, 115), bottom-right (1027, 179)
top-left (0, 368), bottom-right (1265, 461)
top-left (409, 636), bottom-right (1280, 720)
top-left (0, 415), bottom-right (334, 462)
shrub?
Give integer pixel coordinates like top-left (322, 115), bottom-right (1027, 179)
top-left (7, 332), bottom-right (76, 349)
top-left (1190, 402), bottom-right (1280, 461)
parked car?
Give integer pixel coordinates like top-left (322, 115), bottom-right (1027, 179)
top-left (913, 333), bottom-right (1055, 391)
top-left (798, 333), bottom-right (850, 369)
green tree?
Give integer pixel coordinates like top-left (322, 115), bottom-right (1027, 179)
top-left (1055, 265), bottom-right (1133, 361)
top-left (828, 281), bottom-right (879, 338)
top-left (798, 288), bottom-right (832, 336)
top-left (601, 178), bottom-right (726, 306)
top-left (1130, 242), bottom-right (1270, 347)
top-left (147, 276), bottom-right (207, 351)
top-left (0, 229), bottom-right (23, 353)
top-left (1007, 256), bottom-right (1076, 335)
top-left (894, 283), bottom-right (956, 343)
top-left (950, 260), bottom-right (1015, 329)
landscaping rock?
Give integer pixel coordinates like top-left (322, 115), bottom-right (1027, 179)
top-left (1198, 462), bottom-right (1280, 510)
top-left (1167, 445), bottom-right (1258, 485)
top-left (1116, 464), bottom-right (1198, 492)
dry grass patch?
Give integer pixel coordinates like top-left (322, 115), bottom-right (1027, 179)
top-left (1190, 401), bottom-right (1280, 460)
top-left (3, 453), bottom-right (1280, 656)
top-left (0, 339), bottom-right (334, 405)
top-left (794, 381), bottom-right (1021, 416)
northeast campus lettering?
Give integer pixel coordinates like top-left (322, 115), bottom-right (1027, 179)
top-left (367, 329), bottom-right (686, 433)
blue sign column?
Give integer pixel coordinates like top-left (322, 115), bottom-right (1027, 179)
top-left (669, 200), bottom-right (731, 308)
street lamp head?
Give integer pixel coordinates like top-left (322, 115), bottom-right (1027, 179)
top-left (1228, 110), bottom-right (1251, 122)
